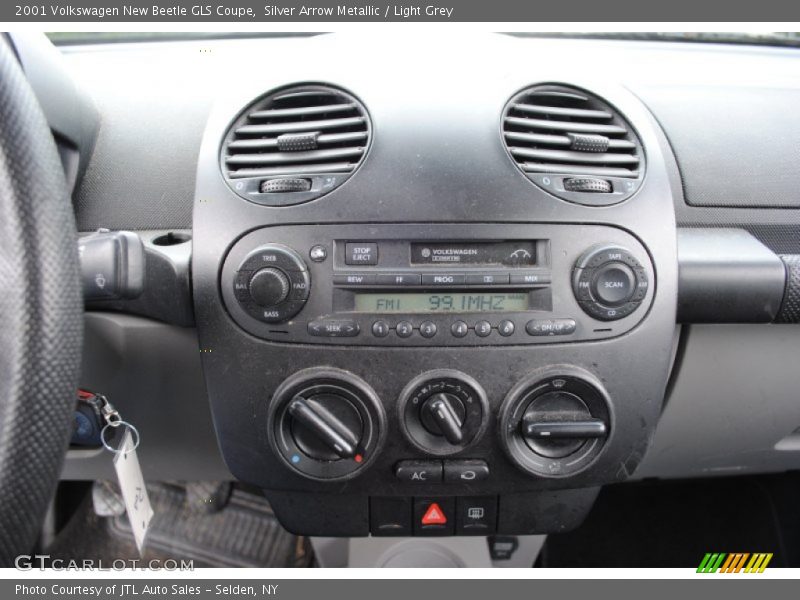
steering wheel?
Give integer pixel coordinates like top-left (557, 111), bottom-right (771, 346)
top-left (0, 37), bottom-right (83, 564)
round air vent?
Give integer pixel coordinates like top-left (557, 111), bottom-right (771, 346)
top-left (502, 84), bottom-right (644, 206)
top-left (221, 84), bottom-right (371, 206)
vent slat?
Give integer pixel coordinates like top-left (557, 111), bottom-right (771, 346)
top-left (521, 162), bottom-right (638, 178)
top-left (236, 116), bottom-right (366, 136)
top-left (526, 90), bottom-right (588, 102)
top-left (226, 147), bottom-right (364, 166)
top-left (503, 85), bottom-right (643, 187)
top-left (228, 162), bottom-right (357, 179)
top-left (509, 147), bottom-right (639, 166)
top-left (504, 131), bottom-right (635, 150)
top-left (512, 103), bottom-right (613, 120)
top-left (504, 131), bottom-right (571, 147)
top-left (223, 85), bottom-right (370, 200)
top-left (227, 131), bottom-right (368, 151)
top-left (248, 103), bottom-right (356, 119)
top-left (505, 116), bottom-right (627, 135)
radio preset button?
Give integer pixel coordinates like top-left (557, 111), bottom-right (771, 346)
top-left (498, 320), bottom-right (515, 336)
top-left (307, 319), bottom-right (360, 337)
top-left (465, 273), bottom-right (509, 285)
top-left (419, 321), bottom-right (438, 338)
top-left (396, 321), bottom-right (414, 338)
top-left (509, 272), bottom-right (551, 285)
top-left (345, 243), bottom-right (378, 265)
top-left (474, 321), bottom-right (492, 337)
top-left (451, 321), bottom-right (469, 338)
top-left (526, 318), bottom-right (577, 336)
top-left (421, 274), bottom-right (466, 286)
top-left (372, 320), bottom-right (390, 337)
top-left (377, 273), bottom-right (421, 286)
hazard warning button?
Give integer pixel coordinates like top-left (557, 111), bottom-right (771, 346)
top-left (414, 498), bottom-right (454, 535)
top-left (422, 503), bottom-right (447, 525)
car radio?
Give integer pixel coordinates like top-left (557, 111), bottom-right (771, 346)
top-left (220, 223), bottom-right (653, 346)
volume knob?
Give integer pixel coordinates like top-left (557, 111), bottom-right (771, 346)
top-left (249, 267), bottom-right (290, 307)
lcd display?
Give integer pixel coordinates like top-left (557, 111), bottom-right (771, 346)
top-left (354, 292), bottom-right (529, 313)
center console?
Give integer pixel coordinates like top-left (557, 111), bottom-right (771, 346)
top-left (192, 64), bottom-right (679, 537)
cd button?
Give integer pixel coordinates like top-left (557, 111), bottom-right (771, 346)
top-left (345, 243), bottom-right (378, 265)
top-left (333, 273), bottom-right (376, 286)
top-left (421, 274), bottom-right (466, 285)
top-left (376, 273), bottom-right (421, 286)
top-left (466, 273), bottom-right (509, 285)
top-left (509, 272), bottom-right (551, 285)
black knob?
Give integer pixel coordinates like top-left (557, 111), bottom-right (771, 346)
top-left (591, 262), bottom-right (636, 306)
top-left (520, 391), bottom-right (606, 459)
top-left (398, 370), bottom-right (489, 456)
top-left (288, 394), bottom-right (360, 459)
top-left (563, 177), bottom-right (612, 193)
top-left (269, 368), bottom-right (386, 481)
top-left (249, 267), bottom-right (290, 307)
top-left (421, 393), bottom-right (465, 444)
top-left (499, 369), bottom-right (611, 478)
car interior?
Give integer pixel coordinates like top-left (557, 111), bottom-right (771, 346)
top-left (1, 30), bottom-right (800, 569)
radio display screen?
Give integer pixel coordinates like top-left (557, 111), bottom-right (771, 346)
top-left (353, 292), bottom-right (530, 313)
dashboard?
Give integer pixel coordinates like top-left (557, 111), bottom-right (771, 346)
top-left (30, 32), bottom-right (800, 538)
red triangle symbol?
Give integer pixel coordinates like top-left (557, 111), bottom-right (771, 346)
top-left (421, 502), bottom-right (447, 525)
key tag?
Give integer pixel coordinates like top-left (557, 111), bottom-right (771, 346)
top-left (98, 394), bottom-right (154, 556)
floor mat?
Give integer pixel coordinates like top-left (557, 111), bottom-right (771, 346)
top-left (539, 475), bottom-right (796, 568)
top-left (47, 483), bottom-right (311, 568)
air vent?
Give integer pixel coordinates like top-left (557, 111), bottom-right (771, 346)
top-left (222, 84), bottom-right (371, 206)
top-left (502, 85), bottom-right (644, 205)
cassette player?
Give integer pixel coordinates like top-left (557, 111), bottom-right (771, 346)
top-left (220, 223), bottom-right (655, 346)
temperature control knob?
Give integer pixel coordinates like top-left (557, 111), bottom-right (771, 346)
top-left (398, 370), bottom-right (488, 455)
top-left (268, 368), bottom-right (386, 481)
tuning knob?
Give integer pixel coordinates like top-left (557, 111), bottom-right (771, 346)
top-left (269, 368), bottom-right (385, 481)
top-left (398, 370), bottom-right (488, 455)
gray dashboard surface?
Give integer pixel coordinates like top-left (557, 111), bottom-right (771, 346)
top-left (54, 33), bottom-right (800, 483)
top-left (638, 324), bottom-right (800, 478)
top-left (60, 35), bottom-right (800, 248)
top-left (63, 313), bottom-right (231, 481)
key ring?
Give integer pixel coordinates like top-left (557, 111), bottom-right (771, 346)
top-left (101, 420), bottom-right (140, 455)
